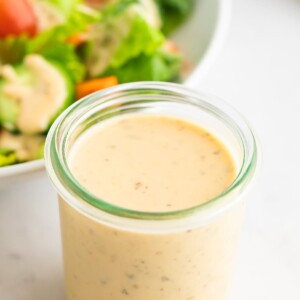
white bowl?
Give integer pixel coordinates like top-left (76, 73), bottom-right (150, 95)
top-left (0, 0), bottom-right (231, 189)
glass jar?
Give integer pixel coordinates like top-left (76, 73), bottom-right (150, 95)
top-left (45, 82), bottom-right (259, 300)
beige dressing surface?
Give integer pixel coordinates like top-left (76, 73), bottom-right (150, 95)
top-left (68, 116), bottom-right (235, 212)
top-left (61, 115), bottom-right (241, 300)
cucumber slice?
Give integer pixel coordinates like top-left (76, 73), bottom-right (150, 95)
top-left (0, 54), bottom-right (74, 134)
top-left (0, 91), bottom-right (19, 132)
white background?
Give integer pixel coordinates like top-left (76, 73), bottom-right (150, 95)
top-left (1, 0), bottom-right (300, 299)
top-left (202, 0), bottom-right (300, 298)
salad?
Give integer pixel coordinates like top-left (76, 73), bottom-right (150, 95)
top-left (0, 0), bottom-right (194, 167)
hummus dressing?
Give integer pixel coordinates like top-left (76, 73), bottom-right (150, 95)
top-left (69, 116), bottom-right (235, 211)
top-left (61, 115), bottom-right (240, 300)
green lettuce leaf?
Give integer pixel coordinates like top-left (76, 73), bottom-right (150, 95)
top-left (25, 4), bottom-right (100, 82)
top-left (100, 0), bottom-right (138, 17)
top-left (86, 1), bottom-right (164, 77)
top-left (103, 48), bottom-right (181, 83)
top-left (27, 3), bottom-right (100, 51)
top-left (0, 149), bottom-right (18, 167)
top-left (66, 4), bottom-right (101, 34)
top-left (47, 0), bottom-right (81, 18)
top-left (28, 37), bottom-right (85, 83)
top-left (155, 0), bottom-right (195, 34)
top-left (0, 36), bottom-right (28, 65)
top-left (111, 14), bottom-right (164, 68)
top-left (0, 3), bottom-right (99, 82)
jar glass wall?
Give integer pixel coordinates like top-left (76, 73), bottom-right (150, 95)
top-left (45, 82), bottom-right (258, 300)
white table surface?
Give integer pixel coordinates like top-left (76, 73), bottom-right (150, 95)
top-left (1, 0), bottom-right (300, 299)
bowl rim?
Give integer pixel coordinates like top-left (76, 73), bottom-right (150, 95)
top-left (0, 0), bottom-right (232, 179)
top-left (185, 0), bottom-right (232, 86)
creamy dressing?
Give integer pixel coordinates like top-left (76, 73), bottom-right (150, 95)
top-left (61, 115), bottom-right (241, 300)
top-left (0, 130), bottom-right (44, 161)
top-left (69, 116), bottom-right (236, 212)
top-left (30, 0), bottom-right (65, 32)
top-left (1, 55), bottom-right (67, 134)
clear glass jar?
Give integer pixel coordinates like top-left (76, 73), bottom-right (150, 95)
top-left (45, 82), bottom-right (259, 300)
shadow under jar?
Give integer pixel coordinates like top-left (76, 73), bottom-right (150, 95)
top-left (45, 82), bottom-right (259, 300)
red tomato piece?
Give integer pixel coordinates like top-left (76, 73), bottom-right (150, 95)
top-left (0, 0), bottom-right (37, 38)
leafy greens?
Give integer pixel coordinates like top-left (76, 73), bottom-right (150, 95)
top-left (155, 0), bottom-right (195, 34)
top-left (103, 48), bottom-right (181, 83)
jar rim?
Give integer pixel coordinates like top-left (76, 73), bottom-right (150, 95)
top-left (45, 82), bottom-right (259, 229)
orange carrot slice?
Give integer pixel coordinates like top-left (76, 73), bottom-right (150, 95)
top-left (76, 76), bottom-right (118, 99)
top-left (67, 33), bottom-right (88, 46)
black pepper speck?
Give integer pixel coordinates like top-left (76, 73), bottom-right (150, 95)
top-left (122, 288), bottom-right (129, 295)
top-left (126, 273), bottom-right (135, 280)
top-left (161, 276), bottom-right (170, 282)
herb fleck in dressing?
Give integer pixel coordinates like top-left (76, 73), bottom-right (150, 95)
top-left (60, 115), bottom-right (241, 300)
